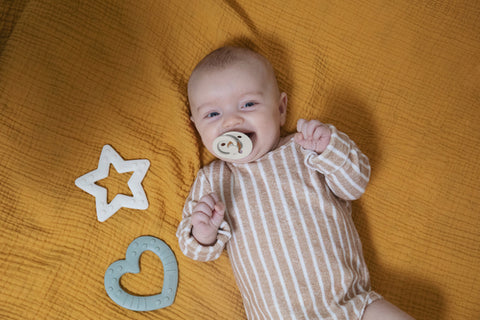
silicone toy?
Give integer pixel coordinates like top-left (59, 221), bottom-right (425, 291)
top-left (212, 131), bottom-right (253, 160)
top-left (104, 236), bottom-right (178, 311)
top-left (75, 145), bottom-right (150, 222)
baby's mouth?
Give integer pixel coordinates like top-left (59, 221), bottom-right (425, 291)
top-left (245, 132), bottom-right (256, 145)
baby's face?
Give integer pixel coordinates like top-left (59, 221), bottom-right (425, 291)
top-left (188, 58), bottom-right (287, 163)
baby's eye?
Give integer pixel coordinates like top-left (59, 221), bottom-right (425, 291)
top-left (242, 102), bottom-right (256, 108)
top-left (206, 112), bottom-right (220, 118)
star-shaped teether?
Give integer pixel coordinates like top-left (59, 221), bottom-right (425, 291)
top-left (75, 145), bottom-right (150, 222)
top-left (104, 236), bottom-right (178, 311)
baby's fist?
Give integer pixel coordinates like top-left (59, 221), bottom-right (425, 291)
top-left (294, 119), bottom-right (331, 154)
top-left (191, 193), bottom-right (225, 246)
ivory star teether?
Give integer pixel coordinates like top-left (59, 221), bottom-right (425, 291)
top-left (212, 131), bottom-right (253, 160)
top-left (104, 236), bottom-right (178, 311)
top-left (75, 145), bottom-right (150, 222)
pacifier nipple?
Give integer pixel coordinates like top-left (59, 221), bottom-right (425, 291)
top-left (212, 131), bottom-right (253, 161)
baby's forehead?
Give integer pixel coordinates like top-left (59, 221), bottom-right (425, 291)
top-left (189, 55), bottom-right (272, 90)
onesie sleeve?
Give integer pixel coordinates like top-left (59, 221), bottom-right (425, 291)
top-left (302, 125), bottom-right (371, 200)
top-left (176, 168), bottom-right (232, 262)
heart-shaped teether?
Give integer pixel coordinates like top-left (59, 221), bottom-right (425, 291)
top-left (104, 236), bottom-right (178, 311)
top-left (212, 131), bottom-right (253, 161)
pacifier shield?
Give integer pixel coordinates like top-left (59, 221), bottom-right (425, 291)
top-left (212, 131), bottom-right (253, 160)
top-left (104, 236), bottom-right (178, 311)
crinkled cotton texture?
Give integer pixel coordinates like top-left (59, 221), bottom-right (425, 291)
top-left (2, 1), bottom-right (480, 319)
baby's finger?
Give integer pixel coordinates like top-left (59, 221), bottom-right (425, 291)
top-left (211, 203), bottom-right (226, 227)
top-left (301, 122), bottom-right (312, 140)
top-left (199, 193), bottom-right (217, 211)
top-left (209, 193), bottom-right (221, 204)
top-left (214, 202), bottom-right (225, 214)
top-left (191, 211), bottom-right (210, 227)
top-left (193, 202), bottom-right (214, 217)
top-left (313, 125), bottom-right (325, 140)
top-left (301, 120), bottom-right (319, 138)
top-left (305, 120), bottom-right (322, 138)
top-left (294, 132), bottom-right (304, 144)
top-left (296, 118), bottom-right (307, 133)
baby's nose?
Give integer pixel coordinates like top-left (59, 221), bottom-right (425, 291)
top-left (223, 114), bottom-right (243, 129)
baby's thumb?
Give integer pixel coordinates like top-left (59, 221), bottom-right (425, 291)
top-left (294, 132), bottom-right (304, 145)
top-left (212, 203), bottom-right (225, 227)
top-left (296, 118), bottom-right (306, 132)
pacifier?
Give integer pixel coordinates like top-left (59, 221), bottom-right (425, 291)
top-left (212, 131), bottom-right (253, 161)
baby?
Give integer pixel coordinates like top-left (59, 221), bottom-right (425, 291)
top-left (177, 46), bottom-right (413, 320)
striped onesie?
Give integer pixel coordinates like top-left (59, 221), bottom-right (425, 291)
top-left (177, 125), bottom-right (382, 319)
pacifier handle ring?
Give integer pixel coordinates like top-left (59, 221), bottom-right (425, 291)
top-left (212, 131), bottom-right (253, 161)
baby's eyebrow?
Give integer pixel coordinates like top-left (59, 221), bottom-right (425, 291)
top-left (196, 103), bottom-right (215, 113)
top-left (239, 91), bottom-right (263, 98)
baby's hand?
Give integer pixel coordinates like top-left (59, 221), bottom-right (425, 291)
top-left (191, 193), bottom-right (225, 246)
top-left (294, 119), bottom-right (331, 154)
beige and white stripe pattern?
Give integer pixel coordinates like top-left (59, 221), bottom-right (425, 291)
top-left (177, 126), bottom-right (382, 319)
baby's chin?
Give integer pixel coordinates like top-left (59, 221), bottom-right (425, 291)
top-left (214, 151), bottom-right (260, 164)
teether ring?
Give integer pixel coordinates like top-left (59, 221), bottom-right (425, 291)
top-left (104, 236), bottom-right (178, 311)
top-left (212, 131), bottom-right (253, 160)
top-left (75, 145), bottom-right (150, 222)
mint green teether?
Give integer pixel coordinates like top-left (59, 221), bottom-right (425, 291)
top-left (104, 236), bottom-right (178, 311)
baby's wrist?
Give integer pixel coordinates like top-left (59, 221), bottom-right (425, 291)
top-left (195, 237), bottom-right (217, 246)
top-left (192, 227), bottom-right (217, 246)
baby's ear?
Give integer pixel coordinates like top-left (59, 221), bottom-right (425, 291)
top-left (279, 92), bottom-right (288, 125)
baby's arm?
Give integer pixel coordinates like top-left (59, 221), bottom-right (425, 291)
top-left (295, 119), bottom-right (371, 200)
top-left (176, 169), bottom-right (231, 262)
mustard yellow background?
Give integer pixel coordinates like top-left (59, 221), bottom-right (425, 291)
top-left (1, 1), bottom-right (479, 319)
